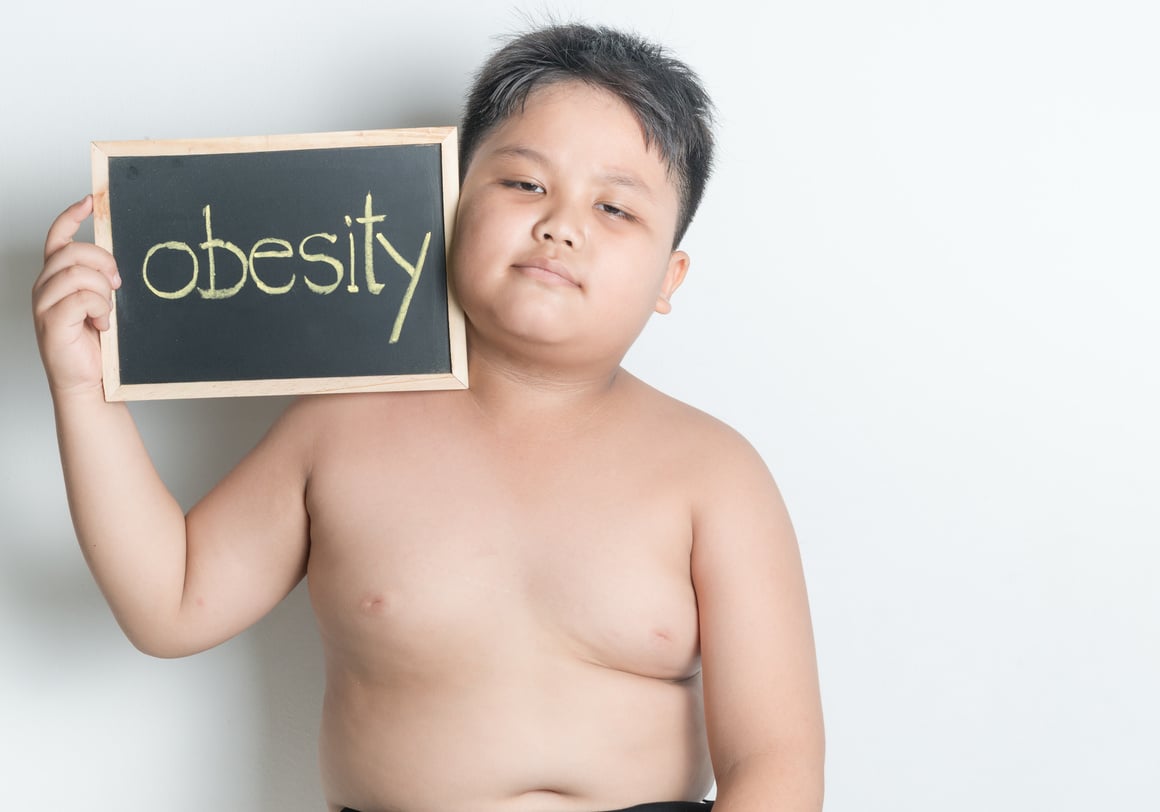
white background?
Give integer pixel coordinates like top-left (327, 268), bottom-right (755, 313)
top-left (2, 1), bottom-right (1157, 810)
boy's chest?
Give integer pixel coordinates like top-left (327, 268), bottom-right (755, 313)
top-left (303, 432), bottom-right (701, 682)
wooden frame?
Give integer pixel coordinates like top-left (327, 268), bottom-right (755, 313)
top-left (92, 128), bottom-right (467, 400)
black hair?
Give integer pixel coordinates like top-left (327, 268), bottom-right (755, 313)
top-left (460, 22), bottom-right (716, 246)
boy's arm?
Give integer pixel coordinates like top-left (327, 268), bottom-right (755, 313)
top-left (691, 429), bottom-right (825, 811)
top-left (34, 198), bottom-right (310, 657)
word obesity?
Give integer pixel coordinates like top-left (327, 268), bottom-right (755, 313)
top-left (140, 193), bottom-right (431, 344)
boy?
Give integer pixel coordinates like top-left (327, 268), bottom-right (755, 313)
top-left (32, 22), bottom-right (823, 812)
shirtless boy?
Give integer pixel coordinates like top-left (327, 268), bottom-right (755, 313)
top-left (32, 22), bottom-right (823, 812)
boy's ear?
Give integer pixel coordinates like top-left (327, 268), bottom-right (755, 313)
top-left (654, 250), bottom-right (690, 315)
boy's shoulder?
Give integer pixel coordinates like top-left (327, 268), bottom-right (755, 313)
top-left (265, 389), bottom-right (449, 451)
top-left (623, 372), bottom-right (767, 465)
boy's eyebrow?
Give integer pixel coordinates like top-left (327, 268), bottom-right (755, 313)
top-left (490, 144), bottom-right (655, 198)
top-left (491, 144), bottom-right (547, 164)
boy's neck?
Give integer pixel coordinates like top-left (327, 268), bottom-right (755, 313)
top-left (463, 344), bottom-right (628, 434)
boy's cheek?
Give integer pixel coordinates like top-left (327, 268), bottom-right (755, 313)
top-left (448, 241), bottom-right (493, 300)
top-left (453, 204), bottom-right (495, 256)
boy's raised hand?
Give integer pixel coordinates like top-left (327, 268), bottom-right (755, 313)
top-left (32, 196), bottom-right (121, 398)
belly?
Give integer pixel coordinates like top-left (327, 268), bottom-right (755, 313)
top-left (316, 649), bottom-right (713, 812)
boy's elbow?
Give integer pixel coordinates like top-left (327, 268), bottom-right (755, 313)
top-left (116, 615), bottom-right (209, 659)
top-left (714, 735), bottom-right (825, 811)
top-left (128, 634), bottom-right (198, 659)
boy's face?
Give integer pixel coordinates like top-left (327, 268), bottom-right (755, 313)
top-left (452, 80), bottom-right (689, 366)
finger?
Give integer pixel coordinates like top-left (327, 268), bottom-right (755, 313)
top-left (33, 264), bottom-right (115, 319)
top-left (91, 310), bottom-right (112, 332)
top-left (44, 196), bottom-right (95, 261)
top-left (35, 240), bottom-right (120, 293)
top-left (38, 288), bottom-right (115, 340)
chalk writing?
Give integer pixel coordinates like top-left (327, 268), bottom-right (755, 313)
top-left (140, 193), bottom-right (431, 344)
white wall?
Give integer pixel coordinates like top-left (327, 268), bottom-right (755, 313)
top-left (2, 1), bottom-right (1157, 810)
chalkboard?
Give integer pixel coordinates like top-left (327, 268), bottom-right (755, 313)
top-left (91, 129), bottom-right (467, 400)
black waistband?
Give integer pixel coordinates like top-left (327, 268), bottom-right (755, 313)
top-left (341, 802), bottom-right (714, 812)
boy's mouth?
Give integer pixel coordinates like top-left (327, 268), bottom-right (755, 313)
top-left (512, 257), bottom-right (580, 287)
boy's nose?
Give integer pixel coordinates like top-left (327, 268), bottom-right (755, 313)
top-left (540, 229), bottom-right (574, 248)
top-left (535, 208), bottom-right (583, 249)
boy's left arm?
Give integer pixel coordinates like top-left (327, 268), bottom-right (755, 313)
top-left (691, 430), bottom-right (825, 811)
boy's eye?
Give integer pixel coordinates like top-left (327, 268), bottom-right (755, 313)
top-left (597, 203), bottom-right (634, 221)
top-left (501, 179), bottom-right (544, 194)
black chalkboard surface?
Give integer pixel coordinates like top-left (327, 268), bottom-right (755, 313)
top-left (91, 129), bottom-right (467, 400)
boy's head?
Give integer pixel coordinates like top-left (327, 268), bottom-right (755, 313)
top-left (460, 22), bottom-right (715, 247)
